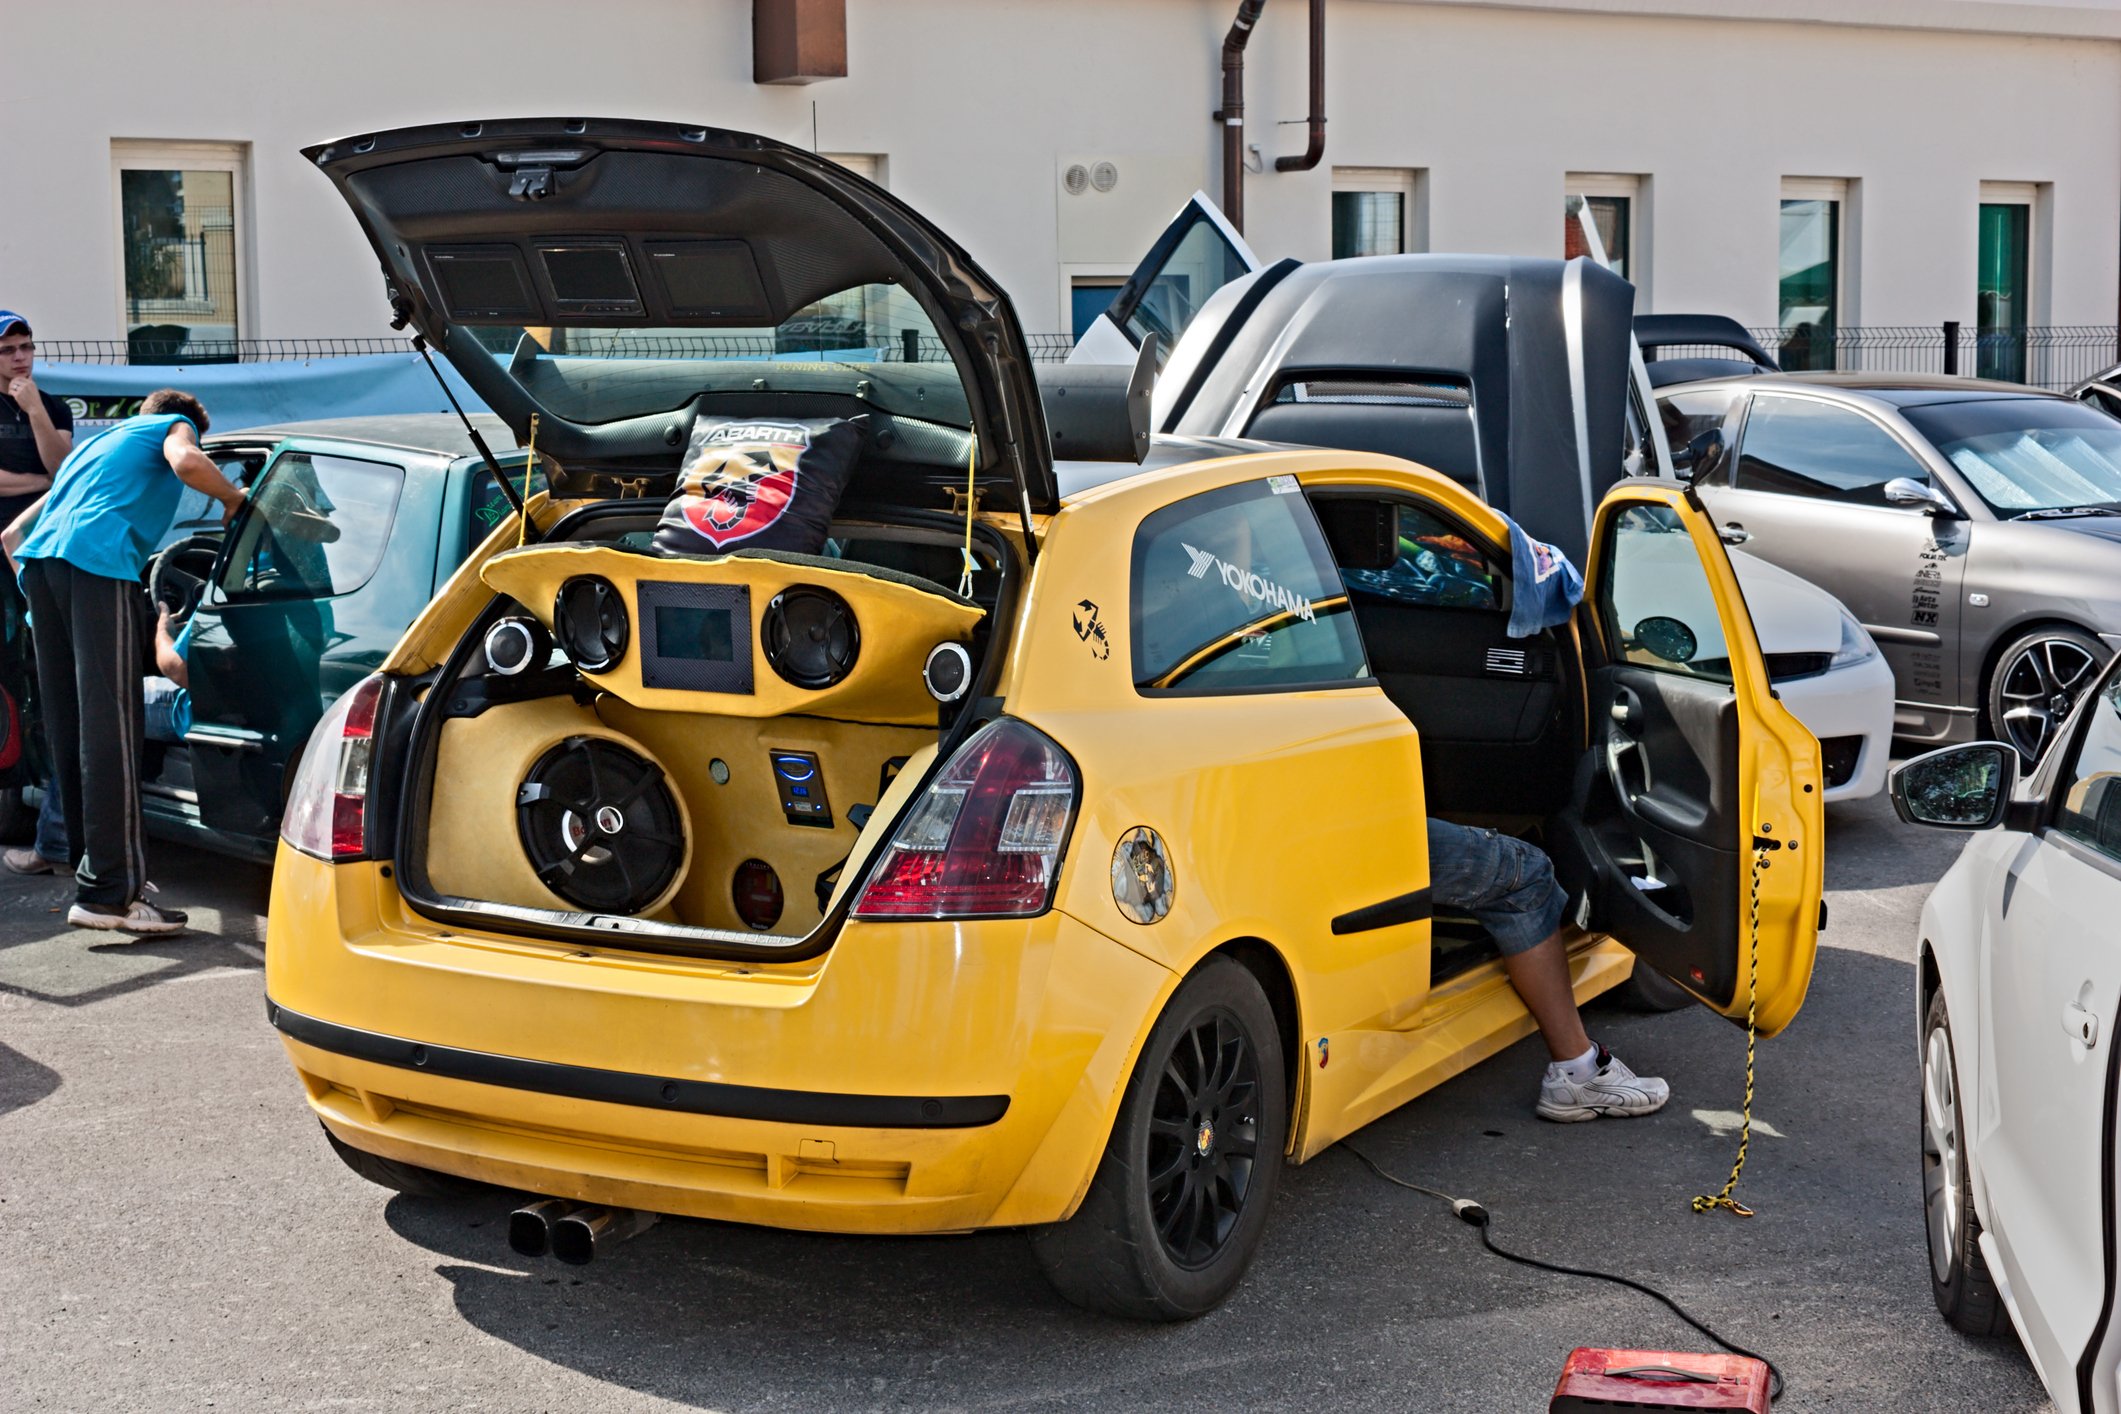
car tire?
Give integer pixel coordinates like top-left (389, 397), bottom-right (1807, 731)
top-left (322, 1124), bottom-right (491, 1199)
top-left (1922, 989), bottom-right (2006, 1336)
top-left (1605, 960), bottom-right (1696, 1013)
top-left (1985, 625), bottom-right (2110, 763)
top-left (1029, 956), bottom-right (1287, 1321)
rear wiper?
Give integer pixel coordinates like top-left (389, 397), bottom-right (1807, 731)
top-left (2011, 504), bottom-right (2121, 521)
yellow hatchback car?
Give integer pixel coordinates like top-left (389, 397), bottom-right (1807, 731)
top-left (268, 120), bottom-right (1824, 1320)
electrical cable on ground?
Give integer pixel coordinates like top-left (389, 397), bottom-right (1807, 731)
top-left (1341, 1141), bottom-right (1785, 1403)
top-left (1692, 844), bottom-right (1771, 1218)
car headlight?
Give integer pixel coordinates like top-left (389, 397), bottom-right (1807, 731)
top-left (1828, 610), bottom-right (1879, 670)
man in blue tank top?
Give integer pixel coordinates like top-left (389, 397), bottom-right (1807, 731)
top-left (3, 390), bottom-right (246, 934)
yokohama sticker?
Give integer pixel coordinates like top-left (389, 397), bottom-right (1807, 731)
top-left (1181, 543), bottom-right (1316, 622)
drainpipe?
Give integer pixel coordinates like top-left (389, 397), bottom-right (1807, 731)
top-left (1219, 0), bottom-right (1268, 234)
top-left (1274, 0), bottom-right (1326, 173)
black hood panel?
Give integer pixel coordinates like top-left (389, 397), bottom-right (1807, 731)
top-left (305, 120), bottom-right (1054, 510)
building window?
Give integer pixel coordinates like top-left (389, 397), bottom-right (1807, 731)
top-left (112, 142), bottom-right (249, 362)
top-left (1564, 174), bottom-right (1643, 286)
top-left (1332, 168), bottom-right (1424, 259)
top-left (820, 152), bottom-right (887, 188)
top-left (1071, 277), bottom-right (1126, 338)
top-left (1779, 178), bottom-right (1848, 372)
top-left (1978, 182), bottom-right (2037, 383)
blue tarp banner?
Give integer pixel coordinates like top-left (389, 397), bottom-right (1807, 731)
top-left (35, 353), bottom-right (491, 434)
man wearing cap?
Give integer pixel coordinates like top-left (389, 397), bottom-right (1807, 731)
top-left (3, 389), bottom-right (245, 934)
top-left (0, 312), bottom-right (72, 551)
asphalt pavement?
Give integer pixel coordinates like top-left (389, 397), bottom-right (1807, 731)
top-left (0, 792), bottom-right (2052, 1412)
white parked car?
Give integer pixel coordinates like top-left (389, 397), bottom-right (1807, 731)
top-left (1895, 666), bottom-right (2121, 1411)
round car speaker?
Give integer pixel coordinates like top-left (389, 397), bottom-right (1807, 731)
top-left (923, 642), bottom-right (972, 703)
top-left (762, 586), bottom-right (859, 690)
top-left (553, 576), bottom-right (629, 674)
top-left (484, 616), bottom-right (548, 676)
top-left (515, 736), bottom-right (685, 913)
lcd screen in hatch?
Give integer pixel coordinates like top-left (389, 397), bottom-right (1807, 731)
top-left (653, 605), bottom-right (735, 662)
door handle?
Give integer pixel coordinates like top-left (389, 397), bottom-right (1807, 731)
top-left (1719, 522), bottom-right (1752, 546)
top-left (2065, 1001), bottom-right (2101, 1049)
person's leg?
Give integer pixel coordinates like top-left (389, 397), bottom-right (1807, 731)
top-left (60, 564), bottom-right (148, 909)
top-left (33, 784), bottom-right (65, 862)
top-left (1500, 933), bottom-right (1592, 1062)
top-left (1425, 818), bottom-right (1667, 1121)
top-left (21, 560), bottom-right (86, 878)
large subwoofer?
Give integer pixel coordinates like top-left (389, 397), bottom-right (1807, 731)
top-left (516, 736), bottom-right (686, 913)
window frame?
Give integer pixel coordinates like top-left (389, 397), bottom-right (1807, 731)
top-left (110, 139), bottom-right (253, 344)
top-left (1332, 167), bottom-right (1427, 258)
top-left (1129, 478), bottom-right (1375, 699)
top-left (217, 447), bottom-right (408, 603)
top-left (1313, 485), bottom-right (1513, 618)
top-left (2045, 664), bottom-right (2121, 869)
top-left (1729, 391), bottom-right (1935, 508)
top-left (1565, 172), bottom-right (1646, 292)
top-left (1778, 177), bottom-right (1856, 372)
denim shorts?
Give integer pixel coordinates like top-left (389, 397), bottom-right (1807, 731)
top-left (1426, 819), bottom-right (1569, 956)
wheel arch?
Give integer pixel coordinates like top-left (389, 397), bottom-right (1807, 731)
top-left (1976, 615), bottom-right (2107, 712)
top-left (1209, 936), bottom-right (1303, 1146)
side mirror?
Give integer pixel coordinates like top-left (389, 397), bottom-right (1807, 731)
top-left (1669, 428), bottom-right (1726, 483)
top-left (1890, 742), bottom-right (2017, 830)
top-left (1884, 477), bottom-right (1958, 516)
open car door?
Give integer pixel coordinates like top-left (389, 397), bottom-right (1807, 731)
top-left (1067, 193), bottom-right (1257, 368)
top-left (1558, 479), bottom-right (1825, 1035)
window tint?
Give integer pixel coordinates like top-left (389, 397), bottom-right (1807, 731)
top-left (2057, 675), bottom-right (2121, 864)
top-left (1659, 390), bottom-right (1739, 450)
top-left (1599, 503), bottom-right (1732, 682)
top-left (1131, 478), bottom-right (1368, 692)
top-left (1735, 396), bottom-right (1926, 505)
top-left (1340, 504), bottom-right (1501, 612)
top-left (467, 460), bottom-right (550, 555)
top-left (219, 452), bottom-right (404, 600)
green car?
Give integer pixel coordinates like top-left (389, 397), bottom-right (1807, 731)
top-left (0, 413), bottom-right (542, 860)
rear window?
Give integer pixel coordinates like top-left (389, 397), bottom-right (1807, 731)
top-left (467, 460), bottom-right (550, 554)
top-left (1130, 477), bottom-right (1369, 693)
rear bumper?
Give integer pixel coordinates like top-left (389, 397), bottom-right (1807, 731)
top-left (267, 851), bottom-right (1174, 1234)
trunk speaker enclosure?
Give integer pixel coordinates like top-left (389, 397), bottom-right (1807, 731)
top-left (516, 735), bottom-right (687, 913)
top-left (761, 586), bottom-right (859, 689)
top-left (555, 576), bottom-right (630, 674)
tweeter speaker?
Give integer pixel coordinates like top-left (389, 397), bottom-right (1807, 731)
top-left (516, 736), bottom-right (685, 913)
top-left (923, 642), bottom-right (972, 703)
top-left (762, 586), bottom-right (859, 690)
top-left (484, 615), bottom-right (550, 676)
top-left (554, 576), bottom-right (630, 674)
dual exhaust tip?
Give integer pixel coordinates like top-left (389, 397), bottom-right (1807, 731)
top-left (508, 1198), bottom-right (659, 1265)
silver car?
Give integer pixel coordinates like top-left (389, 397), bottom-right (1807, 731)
top-left (1655, 372), bottom-right (2121, 759)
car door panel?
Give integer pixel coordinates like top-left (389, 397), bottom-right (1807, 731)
top-left (1555, 481), bottom-right (1825, 1035)
top-left (1698, 393), bottom-right (1966, 722)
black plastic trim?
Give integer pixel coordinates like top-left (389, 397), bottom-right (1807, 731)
top-left (268, 996), bottom-right (1010, 1129)
top-left (1331, 887), bottom-right (1432, 936)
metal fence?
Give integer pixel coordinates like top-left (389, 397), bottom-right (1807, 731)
top-left (1650, 324), bottom-right (2120, 391)
top-left (37, 332), bottom-right (1085, 366)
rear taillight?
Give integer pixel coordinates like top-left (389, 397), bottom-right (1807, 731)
top-left (0, 684), bottom-right (19, 773)
top-left (281, 675), bottom-right (386, 863)
top-left (852, 719), bottom-right (1078, 919)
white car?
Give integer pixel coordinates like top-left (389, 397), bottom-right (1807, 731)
top-left (1895, 665), bottom-right (2121, 1411)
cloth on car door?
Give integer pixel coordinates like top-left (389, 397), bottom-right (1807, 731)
top-left (1504, 514), bottom-right (1583, 639)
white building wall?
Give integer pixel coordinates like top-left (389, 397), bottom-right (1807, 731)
top-left (1, 0), bottom-right (2114, 340)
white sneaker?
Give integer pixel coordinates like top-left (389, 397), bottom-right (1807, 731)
top-left (67, 897), bottom-right (189, 937)
top-left (1537, 1045), bottom-right (1670, 1122)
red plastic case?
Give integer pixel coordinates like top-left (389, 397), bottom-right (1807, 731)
top-left (1549, 1348), bottom-right (1771, 1412)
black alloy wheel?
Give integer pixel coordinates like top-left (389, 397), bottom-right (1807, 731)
top-left (1988, 626), bottom-right (2108, 763)
top-left (1921, 990), bottom-right (2005, 1335)
top-left (1030, 956), bottom-right (1287, 1320)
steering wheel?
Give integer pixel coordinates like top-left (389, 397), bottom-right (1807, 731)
top-left (147, 535), bottom-right (223, 627)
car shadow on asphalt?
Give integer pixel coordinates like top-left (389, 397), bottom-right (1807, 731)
top-left (364, 941), bottom-right (2044, 1411)
top-left (0, 1041), bottom-right (60, 1117)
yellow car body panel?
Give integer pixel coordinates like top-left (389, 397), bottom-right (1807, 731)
top-left (272, 446), bottom-right (1823, 1235)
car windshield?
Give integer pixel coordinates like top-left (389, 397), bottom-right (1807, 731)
top-left (1903, 398), bottom-right (2121, 515)
top-left (463, 282), bottom-right (973, 429)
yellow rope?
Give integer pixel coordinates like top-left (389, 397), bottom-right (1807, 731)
top-left (516, 413), bottom-right (540, 548)
top-left (1692, 844), bottom-right (1767, 1219)
top-left (956, 434), bottom-right (977, 598)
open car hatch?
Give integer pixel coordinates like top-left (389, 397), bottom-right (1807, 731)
top-left (304, 119), bottom-right (1057, 517)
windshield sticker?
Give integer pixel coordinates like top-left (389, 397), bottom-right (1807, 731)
top-left (1268, 475), bottom-right (1301, 495)
top-left (1073, 598), bottom-right (1111, 659)
top-left (1180, 543), bottom-right (1316, 623)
